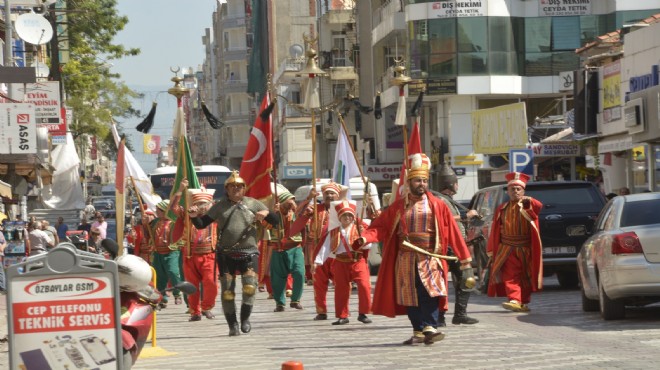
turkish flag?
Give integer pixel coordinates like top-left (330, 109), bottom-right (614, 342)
top-left (240, 93), bottom-right (273, 200)
top-left (394, 119), bottom-right (422, 202)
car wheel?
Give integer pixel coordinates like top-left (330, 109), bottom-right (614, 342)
top-left (556, 271), bottom-right (579, 289)
top-left (581, 284), bottom-right (599, 312)
top-left (598, 278), bottom-right (625, 320)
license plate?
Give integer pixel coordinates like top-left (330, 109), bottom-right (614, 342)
top-left (544, 246), bottom-right (576, 255)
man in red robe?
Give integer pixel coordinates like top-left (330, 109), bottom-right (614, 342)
top-left (354, 154), bottom-right (473, 345)
top-left (486, 172), bottom-right (543, 313)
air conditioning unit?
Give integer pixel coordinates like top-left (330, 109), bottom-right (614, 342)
top-left (625, 98), bottom-right (644, 134)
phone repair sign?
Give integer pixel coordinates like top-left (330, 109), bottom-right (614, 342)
top-left (6, 244), bottom-right (123, 370)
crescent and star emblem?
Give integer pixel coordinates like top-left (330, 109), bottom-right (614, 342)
top-left (243, 127), bottom-right (266, 163)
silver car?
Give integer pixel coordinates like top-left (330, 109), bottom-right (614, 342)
top-left (577, 193), bottom-right (660, 320)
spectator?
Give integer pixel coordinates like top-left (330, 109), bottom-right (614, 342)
top-left (28, 221), bottom-right (54, 255)
top-left (619, 187), bottom-right (631, 195)
top-left (83, 200), bottom-right (96, 220)
top-left (78, 216), bottom-right (92, 233)
top-left (42, 220), bottom-right (59, 246)
top-left (56, 217), bottom-right (68, 240)
top-left (606, 193), bottom-right (617, 201)
top-left (88, 228), bottom-right (102, 253)
top-left (91, 212), bottom-right (108, 239)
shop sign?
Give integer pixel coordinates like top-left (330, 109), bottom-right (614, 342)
top-left (531, 143), bottom-right (580, 157)
top-left (628, 65), bottom-right (659, 94)
top-left (428, 1), bottom-right (487, 18)
top-left (0, 103), bottom-right (37, 154)
top-left (283, 165), bottom-right (313, 179)
top-left (539, 0), bottom-right (591, 17)
top-left (365, 164), bottom-right (403, 181)
top-left (17, 81), bottom-right (63, 133)
top-left (408, 78), bottom-right (457, 96)
top-left (472, 102), bottom-right (528, 154)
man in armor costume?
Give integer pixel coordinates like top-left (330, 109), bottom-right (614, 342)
top-left (486, 172), bottom-right (543, 313)
top-left (353, 154), bottom-right (474, 345)
top-left (173, 180), bottom-right (219, 322)
top-left (151, 200), bottom-right (184, 308)
top-left (189, 171), bottom-right (277, 336)
top-left (433, 163), bottom-right (480, 325)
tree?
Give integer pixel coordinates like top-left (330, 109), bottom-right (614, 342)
top-left (48, 0), bottom-right (141, 158)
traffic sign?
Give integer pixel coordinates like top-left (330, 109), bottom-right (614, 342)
top-left (509, 149), bottom-right (534, 177)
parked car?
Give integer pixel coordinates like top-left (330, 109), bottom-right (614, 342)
top-left (577, 193), bottom-right (660, 320)
top-left (466, 181), bottom-right (607, 289)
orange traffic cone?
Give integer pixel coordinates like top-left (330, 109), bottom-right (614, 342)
top-left (282, 361), bottom-right (304, 370)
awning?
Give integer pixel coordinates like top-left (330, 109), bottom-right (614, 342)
top-left (541, 128), bottom-right (574, 142)
top-left (0, 179), bottom-right (12, 198)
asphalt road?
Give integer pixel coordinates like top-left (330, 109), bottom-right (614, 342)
top-left (2, 276), bottom-right (660, 369)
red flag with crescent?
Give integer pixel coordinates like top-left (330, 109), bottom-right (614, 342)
top-left (240, 93), bottom-right (273, 199)
top-left (394, 120), bottom-right (422, 202)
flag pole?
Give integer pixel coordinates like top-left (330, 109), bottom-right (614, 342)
top-left (391, 59), bottom-right (412, 203)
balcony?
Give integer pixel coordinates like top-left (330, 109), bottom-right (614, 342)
top-left (222, 78), bottom-right (248, 93)
top-left (223, 46), bottom-right (249, 62)
top-left (372, 0), bottom-right (405, 46)
top-left (221, 15), bottom-right (247, 29)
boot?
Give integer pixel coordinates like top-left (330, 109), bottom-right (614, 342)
top-left (453, 286), bottom-right (478, 325)
top-left (240, 304), bottom-right (253, 333)
top-left (224, 312), bottom-right (240, 336)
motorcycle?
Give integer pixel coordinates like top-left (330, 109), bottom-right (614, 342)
top-left (100, 239), bottom-right (196, 369)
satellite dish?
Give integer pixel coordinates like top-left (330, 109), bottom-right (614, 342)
top-left (32, 61), bottom-right (50, 78)
top-left (14, 12), bottom-right (53, 45)
top-left (289, 44), bottom-right (304, 58)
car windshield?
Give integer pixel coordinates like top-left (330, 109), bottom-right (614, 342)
top-left (621, 198), bottom-right (660, 227)
top-left (514, 185), bottom-right (603, 212)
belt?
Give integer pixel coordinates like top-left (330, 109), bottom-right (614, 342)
top-left (501, 234), bottom-right (530, 248)
top-left (334, 253), bottom-right (363, 263)
top-left (269, 241), bottom-right (301, 252)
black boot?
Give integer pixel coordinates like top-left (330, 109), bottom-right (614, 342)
top-left (224, 312), bottom-right (240, 336)
top-left (240, 304), bottom-right (253, 333)
top-left (453, 286), bottom-right (479, 325)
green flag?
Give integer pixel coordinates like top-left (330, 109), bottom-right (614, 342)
top-left (168, 135), bottom-right (200, 221)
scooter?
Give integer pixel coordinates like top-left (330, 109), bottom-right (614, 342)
top-left (100, 239), bottom-right (196, 369)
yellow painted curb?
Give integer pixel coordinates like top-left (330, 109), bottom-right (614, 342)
top-left (139, 346), bottom-right (178, 358)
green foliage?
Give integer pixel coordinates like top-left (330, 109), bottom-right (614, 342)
top-left (54, 0), bottom-right (141, 158)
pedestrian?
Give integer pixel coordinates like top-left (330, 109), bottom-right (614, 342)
top-left (55, 216), bottom-right (69, 241)
top-left (88, 228), bottom-right (102, 253)
top-left (133, 207), bottom-right (155, 263)
top-left (91, 212), bottom-right (108, 239)
top-left (189, 171), bottom-right (276, 336)
top-left (618, 187), bottom-right (631, 195)
top-left (28, 221), bottom-right (54, 255)
top-left (315, 199), bottom-right (372, 325)
top-left (269, 191), bottom-right (306, 312)
top-left (353, 153), bottom-right (474, 345)
top-left (41, 220), bottom-right (59, 246)
top-left (486, 171), bottom-right (543, 313)
top-left (297, 182), bottom-right (342, 320)
top-left (77, 216), bottom-right (92, 233)
top-left (433, 163), bottom-right (480, 325)
top-left (150, 200), bottom-right (183, 309)
top-left (83, 199), bottom-right (96, 220)
top-left (174, 180), bottom-right (218, 322)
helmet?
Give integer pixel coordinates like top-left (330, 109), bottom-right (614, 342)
top-left (116, 254), bottom-right (153, 292)
top-left (224, 170), bottom-right (245, 188)
top-left (438, 163), bottom-right (458, 191)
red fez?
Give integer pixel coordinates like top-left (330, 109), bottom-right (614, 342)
top-left (505, 172), bottom-right (530, 188)
top-left (334, 200), bottom-right (356, 218)
top-left (321, 182), bottom-right (341, 195)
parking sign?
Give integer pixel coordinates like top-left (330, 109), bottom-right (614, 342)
top-left (509, 149), bottom-right (534, 177)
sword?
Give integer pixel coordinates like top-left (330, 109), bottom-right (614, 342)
top-left (401, 240), bottom-right (458, 261)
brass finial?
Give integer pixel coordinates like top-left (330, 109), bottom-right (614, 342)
top-left (390, 58), bottom-right (411, 87)
top-left (167, 66), bottom-right (189, 99)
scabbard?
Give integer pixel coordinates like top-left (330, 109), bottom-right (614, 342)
top-left (401, 240), bottom-right (458, 261)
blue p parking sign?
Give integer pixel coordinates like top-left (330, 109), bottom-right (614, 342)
top-left (509, 149), bottom-right (534, 177)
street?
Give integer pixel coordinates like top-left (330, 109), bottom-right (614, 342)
top-left (2, 276), bottom-right (660, 369)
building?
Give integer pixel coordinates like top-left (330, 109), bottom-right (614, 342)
top-left (360, 0), bottom-right (660, 200)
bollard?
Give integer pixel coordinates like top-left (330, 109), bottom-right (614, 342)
top-left (282, 360), bottom-right (304, 370)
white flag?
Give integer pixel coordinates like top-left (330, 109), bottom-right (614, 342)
top-left (332, 125), bottom-right (361, 200)
top-left (111, 123), bottom-right (162, 210)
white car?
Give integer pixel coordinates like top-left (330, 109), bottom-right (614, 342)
top-left (577, 193), bottom-right (660, 320)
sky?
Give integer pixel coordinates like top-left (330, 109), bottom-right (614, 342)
top-left (110, 0), bottom-right (218, 173)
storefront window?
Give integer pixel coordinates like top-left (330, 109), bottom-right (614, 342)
top-left (458, 18), bottom-right (487, 52)
top-left (429, 53), bottom-right (456, 77)
top-left (632, 144), bottom-right (649, 193)
top-left (428, 18), bottom-right (456, 54)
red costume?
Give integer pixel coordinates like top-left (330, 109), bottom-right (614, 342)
top-left (486, 173), bottom-right (543, 307)
top-left (361, 192), bottom-right (472, 318)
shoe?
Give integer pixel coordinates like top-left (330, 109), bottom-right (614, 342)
top-left (229, 323), bottom-right (241, 336)
top-left (402, 336), bottom-right (424, 345)
top-left (267, 294), bottom-right (274, 299)
top-left (285, 289), bottom-right (293, 297)
top-left (314, 314), bottom-right (328, 320)
top-left (174, 296), bottom-right (183, 305)
top-left (519, 304), bottom-right (530, 312)
top-left (189, 314), bottom-right (202, 322)
top-left (452, 316), bottom-right (479, 325)
top-left (274, 305), bottom-right (285, 312)
top-left (332, 318), bottom-right (350, 325)
top-left (240, 304), bottom-right (252, 333)
top-left (423, 331), bottom-right (445, 345)
top-left (357, 314), bottom-right (372, 324)
top-left (202, 310), bottom-right (215, 319)
top-left (258, 286), bottom-right (266, 292)
top-left (290, 302), bottom-right (303, 310)
top-left (158, 302), bottom-right (168, 309)
top-left (502, 300), bottom-right (525, 312)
